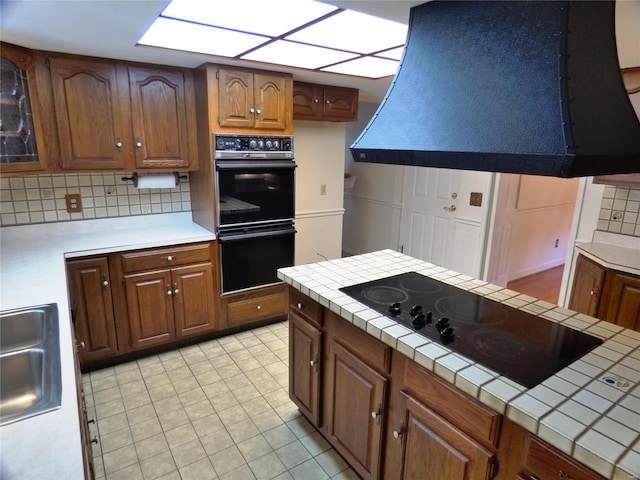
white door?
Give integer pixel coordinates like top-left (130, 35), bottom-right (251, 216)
top-left (485, 173), bottom-right (519, 286)
top-left (399, 166), bottom-right (461, 268)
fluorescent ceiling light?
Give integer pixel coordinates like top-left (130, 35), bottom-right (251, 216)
top-left (321, 56), bottom-right (400, 79)
top-left (138, 0), bottom-right (408, 79)
top-left (242, 40), bottom-right (358, 70)
top-left (376, 47), bottom-right (405, 61)
top-left (138, 17), bottom-right (268, 57)
top-left (286, 10), bottom-right (407, 54)
top-left (161, 0), bottom-right (338, 37)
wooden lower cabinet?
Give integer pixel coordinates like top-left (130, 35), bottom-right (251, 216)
top-left (570, 253), bottom-right (640, 331)
top-left (325, 338), bottom-right (387, 480)
top-left (289, 309), bottom-right (322, 426)
top-left (124, 262), bottom-right (216, 348)
top-left (224, 284), bottom-right (288, 329)
top-left (287, 288), bottom-right (610, 480)
top-left (520, 435), bottom-right (606, 480)
top-left (124, 269), bottom-right (176, 349)
top-left (399, 393), bottom-right (494, 480)
top-left (67, 257), bottom-right (119, 363)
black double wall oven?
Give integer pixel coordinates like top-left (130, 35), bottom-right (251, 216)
top-left (215, 134), bottom-right (296, 294)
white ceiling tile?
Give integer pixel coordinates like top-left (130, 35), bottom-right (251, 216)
top-left (242, 41), bottom-right (357, 70)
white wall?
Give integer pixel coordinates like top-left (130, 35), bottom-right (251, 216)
top-left (293, 120), bottom-right (346, 265)
top-left (342, 102), bottom-right (405, 255)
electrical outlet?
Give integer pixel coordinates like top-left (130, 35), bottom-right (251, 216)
top-left (611, 211), bottom-right (623, 221)
top-left (65, 194), bottom-right (82, 213)
top-left (320, 184), bottom-right (327, 196)
top-left (105, 186), bottom-right (114, 195)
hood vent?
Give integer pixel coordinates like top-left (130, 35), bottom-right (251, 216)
top-left (351, 1), bottom-right (640, 178)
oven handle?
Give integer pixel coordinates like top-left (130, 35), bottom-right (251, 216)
top-left (218, 226), bottom-right (296, 243)
top-left (216, 160), bottom-right (296, 170)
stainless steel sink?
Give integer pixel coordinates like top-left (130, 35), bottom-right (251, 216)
top-left (0, 304), bottom-right (62, 426)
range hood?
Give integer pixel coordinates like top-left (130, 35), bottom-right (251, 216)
top-left (351, 1), bottom-right (640, 178)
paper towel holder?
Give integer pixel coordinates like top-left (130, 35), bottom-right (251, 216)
top-left (121, 172), bottom-right (187, 187)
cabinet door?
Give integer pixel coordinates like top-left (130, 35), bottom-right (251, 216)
top-left (124, 269), bottom-right (175, 348)
top-left (253, 72), bottom-right (289, 130)
top-left (400, 394), bottom-right (494, 480)
top-left (0, 44), bottom-right (50, 175)
top-left (292, 82), bottom-right (322, 119)
top-left (326, 339), bottom-right (387, 480)
top-left (50, 58), bottom-right (133, 170)
top-left (217, 67), bottom-right (254, 129)
top-left (171, 263), bottom-right (216, 337)
top-left (599, 271), bottom-right (640, 331)
top-left (129, 66), bottom-right (195, 169)
top-left (323, 86), bottom-right (358, 121)
top-left (67, 257), bottom-right (118, 364)
top-left (289, 311), bottom-right (322, 426)
top-left (569, 255), bottom-right (606, 317)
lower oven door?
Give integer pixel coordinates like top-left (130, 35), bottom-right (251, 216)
top-left (218, 224), bottom-right (295, 294)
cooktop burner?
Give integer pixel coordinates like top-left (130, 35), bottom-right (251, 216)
top-left (339, 272), bottom-right (602, 388)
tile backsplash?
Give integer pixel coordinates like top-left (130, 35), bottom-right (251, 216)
top-left (598, 186), bottom-right (640, 236)
top-left (0, 173), bottom-right (191, 226)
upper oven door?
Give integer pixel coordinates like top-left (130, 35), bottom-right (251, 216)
top-left (216, 160), bottom-right (296, 228)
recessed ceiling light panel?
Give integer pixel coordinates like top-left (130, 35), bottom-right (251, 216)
top-left (286, 10), bottom-right (407, 54)
top-left (375, 46), bottom-right (405, 61)
top-left (321, 56), bottom-right (399, 79)
top-left (161, 0), bottom-right (338, 37)
top-left (242, 41), bottom-right (357, 70)
top-left (138, 17), bottom-right (268, 57)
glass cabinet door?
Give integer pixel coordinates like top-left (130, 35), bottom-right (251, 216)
top-left (0, 44), bottom-right (48, 175)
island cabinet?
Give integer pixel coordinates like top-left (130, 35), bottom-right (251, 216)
top-left (67, 257), bottom-right (119, 364)
top-left (288, 287), bottom-right (611, 480)
top-left (49, 55), bottom-right (197, 172)
top-left (518, 435), bottom-right (606, 480)
top-left (116, 242), bottom-right (217, 349)
top-left (288, 288), bottom-right (323, 426)
top-left (569, 254), bottom-right (640, 331)
top-left (216, 66), bottom-right (292, 132)
top-left (292, 81), bottom-right (359, 122)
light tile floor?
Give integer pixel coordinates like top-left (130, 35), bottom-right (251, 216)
top-left (84, 320), bottom-right (360, 480)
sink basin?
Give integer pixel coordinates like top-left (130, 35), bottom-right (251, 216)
top-left (0, 304), bottom-right (62, 426)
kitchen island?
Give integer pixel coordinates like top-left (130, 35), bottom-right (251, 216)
top-left (278, 249), bottom-right (640, 480)
top-left (0, 213), bottom-right (215, 480)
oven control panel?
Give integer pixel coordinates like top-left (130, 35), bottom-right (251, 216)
top-left (215, 134), bottom-right (293, 152)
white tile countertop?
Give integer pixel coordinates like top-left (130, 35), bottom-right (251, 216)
top-left (576, 230), bottom-right (640, 276)
top-left (278, 249), bottom-right (640, 480)
top-left (0, 213), bottom-right (215, 480)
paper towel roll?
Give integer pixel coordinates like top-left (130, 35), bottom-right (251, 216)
top-left (135, 173), bottom-right (178, 189)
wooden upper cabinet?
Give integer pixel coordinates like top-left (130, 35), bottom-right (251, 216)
top-left (293, 81), bottom-right (359, 122)
top-left (129, 66), bottom-right (197, 169)
top-left (50, 55), bottom-right (198, 172)
top-left (50, 57), bottom-right (133, 171)
top-left (1, 43), bottom-right (56, 176)
top-left (217, 66), bottom-right (291, 132)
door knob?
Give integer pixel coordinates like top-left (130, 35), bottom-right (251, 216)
top-left (451, 192), bottom-right (458, 199)
top-left (444, 204), bottom-right (457, 212)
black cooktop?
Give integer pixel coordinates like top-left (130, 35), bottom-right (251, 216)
top-left (339, 272), bottom-right (602, 388)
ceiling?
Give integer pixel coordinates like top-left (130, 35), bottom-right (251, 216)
top-left (0, 0), bottom-right (425, 102)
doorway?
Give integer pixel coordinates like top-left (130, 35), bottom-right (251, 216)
top-left (486, 173), bottom-right (580, 302)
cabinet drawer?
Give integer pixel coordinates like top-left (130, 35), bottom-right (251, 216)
top-left (403, 361), bottom-right (501, 448)
top-left (522, 435), bottom-right (606, 480)
top-left (290, 288), bottom-right (322, 327)
top-left (120, 243), bottom-right (211, 273)
top-left (227, 290), bottom-right (287, 327)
